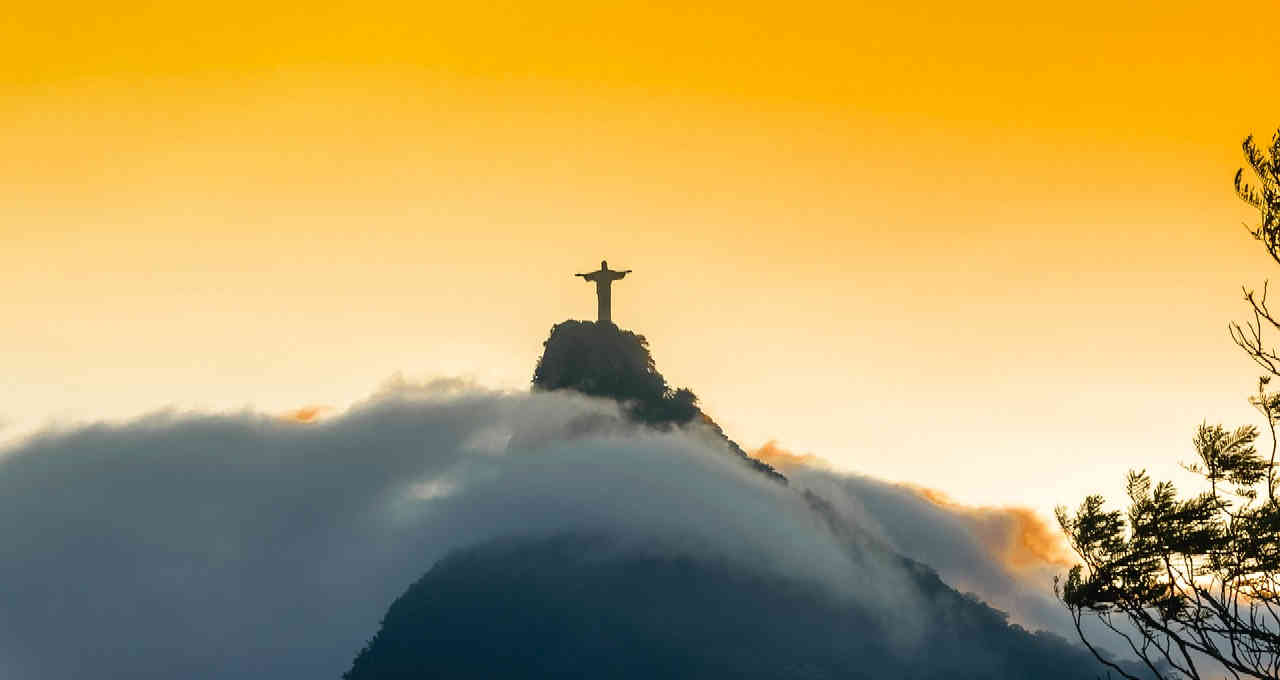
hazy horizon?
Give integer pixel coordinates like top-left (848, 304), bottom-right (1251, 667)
top-left (5, 0), bottom-right (1280, 540)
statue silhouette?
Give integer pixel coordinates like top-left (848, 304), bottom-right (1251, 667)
top-left (575, 260), bottom-right (631, 324)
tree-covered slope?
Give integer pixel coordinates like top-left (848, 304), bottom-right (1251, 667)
top-left (344, 534), bottom-right (1133, 679)
top-left (533, 320), bottom-right (782, 481)
top-left (344, 320), bottom-right (1147, 679)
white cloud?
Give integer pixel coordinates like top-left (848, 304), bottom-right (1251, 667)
top-left (0, 381), bottom-right (934, 679)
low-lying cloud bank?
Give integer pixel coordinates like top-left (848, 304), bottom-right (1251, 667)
top-left (0, 380), bottom-right (1080, 679)
top-left (755, 442), bottom-right (1075, 638)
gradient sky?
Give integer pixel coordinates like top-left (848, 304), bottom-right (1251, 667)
top-left (4, 0), bottom-right (1280, 518)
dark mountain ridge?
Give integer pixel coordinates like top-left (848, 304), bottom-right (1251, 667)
top-left (344, 320), bottom-right (1146, 679)
top-left (532, 320), bottom-right (783, 482)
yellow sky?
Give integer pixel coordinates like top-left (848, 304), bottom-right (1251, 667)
top-left (3, 0), bottom-right (1279, 517)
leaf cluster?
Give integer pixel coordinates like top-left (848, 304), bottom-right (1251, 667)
top-left (1057, 425), bottom-right (1280, 679)
top-left (1236, 132), bottom-right (1280, 266)
top-left (1058, 129), bottom-right (1280, 680)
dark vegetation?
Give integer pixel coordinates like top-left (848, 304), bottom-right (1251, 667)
top-left (344, 533), bottom-right (1134, 680)
top-left (1057, 130), bottom-right (1280, 679)
top-left (532, 319), bottom-right (783, 482)
top-left (343, 317), bottom-right (1147, 678)
top-left (532, 320), bottom-right (700, 426)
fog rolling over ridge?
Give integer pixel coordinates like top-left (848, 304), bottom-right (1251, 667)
top-left (0, 376), bottom-right (1125, 679)
top-left (0, 319), bottom-right (1133, 678)
top-left (748, 441), bottom-right (1075, 634)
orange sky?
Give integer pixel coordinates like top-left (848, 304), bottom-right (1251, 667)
top-left (3, 0), bottom-right (1279, 518)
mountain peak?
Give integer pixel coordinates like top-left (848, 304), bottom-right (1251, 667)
top-left (532, 320), bottom-right (784, 482)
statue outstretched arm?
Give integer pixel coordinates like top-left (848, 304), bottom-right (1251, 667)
top-left (575, 273), bottom-right (590, 279)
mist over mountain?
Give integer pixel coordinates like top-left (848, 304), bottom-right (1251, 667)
top-left (0, 321), bottom-right (1149, 678)
top-left (344, 320), bottom-right (1145, 679)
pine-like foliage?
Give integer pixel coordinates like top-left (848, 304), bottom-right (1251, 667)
top-left (1058, 129), bottom-right (1280, 679)
top-left (1236, 131), bottom-right (1280, 265)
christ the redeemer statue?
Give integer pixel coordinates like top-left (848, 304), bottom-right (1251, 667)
top-left (575, 260), bottom-right (631, 324)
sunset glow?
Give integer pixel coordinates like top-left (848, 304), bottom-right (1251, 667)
top-left (5, 0), bottom-right (1280, 520)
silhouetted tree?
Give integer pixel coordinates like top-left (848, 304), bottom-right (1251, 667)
top-left (1057, 130), bottom-right (1280, 680)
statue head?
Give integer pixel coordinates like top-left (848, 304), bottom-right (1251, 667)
top-left (601, 260), bottom-right (608, 270)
